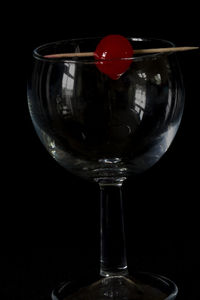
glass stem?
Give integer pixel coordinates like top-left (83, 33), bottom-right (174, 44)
top-left (99, 183), bottom-right (128, 277)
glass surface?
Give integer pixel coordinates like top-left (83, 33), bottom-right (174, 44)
top-left (52, 272), bottom-right (178, 300)
top-left (27, 37), bottom-right (184, 300)
top-left (28, 37), bottom-right (184, 184)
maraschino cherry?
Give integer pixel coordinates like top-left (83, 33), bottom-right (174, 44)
top-left (94, 34), bottom-right (133, 80)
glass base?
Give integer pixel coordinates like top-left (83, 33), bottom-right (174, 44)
top-left (52, 272), bottom-right (178, 300)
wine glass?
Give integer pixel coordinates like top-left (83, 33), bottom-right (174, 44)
top-left (27, 37), bottom-right (184, 300)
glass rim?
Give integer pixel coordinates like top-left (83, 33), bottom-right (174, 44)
top-left (140, 272), bottom-right (179, 298)
top-left (33, 36), bottom-right (176, 64)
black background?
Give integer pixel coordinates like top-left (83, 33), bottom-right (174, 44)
top-left (1, 2), bottom-right (200, 300)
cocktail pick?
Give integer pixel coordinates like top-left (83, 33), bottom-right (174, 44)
top-left (43, 35), bottom-right (199, 79)
top-left (44, 46), bottom-right (199, 58)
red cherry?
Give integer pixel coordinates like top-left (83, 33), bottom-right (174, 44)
top-left (94, 35), bottom-right (133, 80)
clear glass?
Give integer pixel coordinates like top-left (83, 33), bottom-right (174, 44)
top-left (27, 37), bottom-right (184, 300)
top-left (52, 272), bottom-right (178, 300)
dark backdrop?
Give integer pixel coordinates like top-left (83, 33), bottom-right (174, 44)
top-left (1, 2), bottom-right (200, 300)
top-left (1, 243), bottom-right (200, 300)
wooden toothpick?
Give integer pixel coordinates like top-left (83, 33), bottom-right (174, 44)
top-left (44, 47), bottom-right (199, 59)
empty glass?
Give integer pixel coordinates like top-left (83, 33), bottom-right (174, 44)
top-left (27, 37), bottom-right (184, 300)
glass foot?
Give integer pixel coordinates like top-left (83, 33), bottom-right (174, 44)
top-left (52, 272), bottom-right (178, 300)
